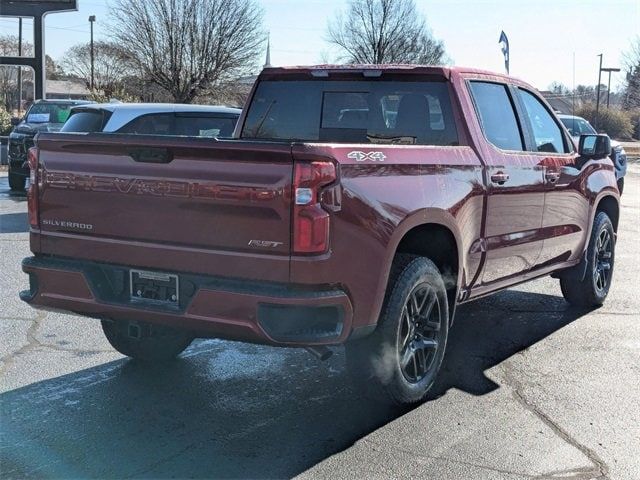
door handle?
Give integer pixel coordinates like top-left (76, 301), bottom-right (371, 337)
top-left (545, 171), bottom-right (561, 183)
top-left (490, 171), bottom-right (510, 185)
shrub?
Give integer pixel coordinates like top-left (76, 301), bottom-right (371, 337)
top-left (626, 108), bottom-right (640, 140)
top-left (0, 108), bottom-right (12, 136)
top-left (576, 104), bottom-right (634, 140)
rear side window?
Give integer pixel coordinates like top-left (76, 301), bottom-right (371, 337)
top-left (61, 110), bottom-right (110, 133)
top-left (519, 89), bottom-right (569, 153)
top-left (174, 115), bottom-right (238, 137)
top-left (118, 113), bottom-right (174, 135)
top-left (116, 113), bottom-right (238, 137)
top-left (242, 80), bottom-right (459, 146)
top-left (469, 81), bottom-right (523, 151)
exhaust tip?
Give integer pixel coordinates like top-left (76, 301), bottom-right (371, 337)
top-left (305, 345), bottom-right (333, 361)
top-left (127, 322), bottom-right (142, 340)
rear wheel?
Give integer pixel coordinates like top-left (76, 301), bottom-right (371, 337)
top-left (560, 211), bottom-right (615, 307)
top-left (346, 255), bottom-right (449, 405)
top-left (8, 172), bottom-right (26, 192)
top-left (101, 319), bottom-right (194, 362)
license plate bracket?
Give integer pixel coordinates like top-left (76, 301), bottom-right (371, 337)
top-left (130, 269), bottom-right (179, 305)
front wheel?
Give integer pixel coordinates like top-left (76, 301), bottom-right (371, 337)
top-left (346, 255), bottom-right (449, 405)
top-left (617, 177), bottom-right (624, 195)
top-left (560, 211), bottom-right (615, 307)
top-left (101, 319), bottom-right (194, 362)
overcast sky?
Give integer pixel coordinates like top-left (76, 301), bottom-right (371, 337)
top-left (0, 0), bottom-right (638, 91)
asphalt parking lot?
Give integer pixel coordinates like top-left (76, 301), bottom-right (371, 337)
top-left (1, 165), bottom-right (639, 480)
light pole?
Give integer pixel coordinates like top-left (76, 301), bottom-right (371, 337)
top-left (595, 54), bottom-right (603, 130)
top-left (601, 67), bottom-right (621, 108)
top-left (89, 15), bottom-right (96, 91)
top-left (18, 17), bottom-right (22, 115)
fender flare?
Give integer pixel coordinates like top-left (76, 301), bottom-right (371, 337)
top-left (560, 190), bottom-right (619, 282)
top-left (367, 208), bottom-right (465, 327)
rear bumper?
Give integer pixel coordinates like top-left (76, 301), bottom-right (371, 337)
top-left (21, 256), bottom-right (354, 346)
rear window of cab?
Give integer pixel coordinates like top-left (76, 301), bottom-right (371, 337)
top-left (241, 80), bottom-right (459, 146)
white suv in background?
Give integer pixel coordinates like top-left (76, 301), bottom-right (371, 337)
top-left (61, 103), bottom-right (241, 139)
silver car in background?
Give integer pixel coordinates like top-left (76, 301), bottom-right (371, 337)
top-left (558, 114), bottom-right (627, 194)
top-left (61, 103), bottom-right (241, 138)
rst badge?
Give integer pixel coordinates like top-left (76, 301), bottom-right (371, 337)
top-left (248, 239), bottom-right (283, 248)
top-left (347, 151), bottom-right (386, 162)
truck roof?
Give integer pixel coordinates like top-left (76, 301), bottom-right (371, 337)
top-left (260, 64), bottom-right (533, 88)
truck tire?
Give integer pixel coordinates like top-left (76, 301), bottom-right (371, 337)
top-left (8, 172), bottom-right (26, 192)
top-left (617, 177), bottom-right (624, 195)
top-left (346, 255), bottom-right (449, 405)
top-left (101, 319), bottom-right (194, 362)
top-left (560, 211), bottom-right (615, 307)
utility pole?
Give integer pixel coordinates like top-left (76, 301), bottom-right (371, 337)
top-left (572, 51), bottom-right (575, 117)
top-left (89, 15), bottom-right (96, 90)
top-left (601, 67), bottom-right (621, 108)
top-left (595, 54), bottom-right (603, 130)
top-left (17, 17), bottom-right (22, 115)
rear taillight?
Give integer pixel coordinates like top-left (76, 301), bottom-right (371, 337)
top-left (27, 147), bottom-right (39, 229)
top-left (293, 161), bottom-right (336, 254)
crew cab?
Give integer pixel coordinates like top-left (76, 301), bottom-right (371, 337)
top-left (21, 66), bottom-right (620, 405)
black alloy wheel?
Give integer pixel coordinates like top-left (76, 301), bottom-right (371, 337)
top-left (397, 283), bottom-right (443, 384)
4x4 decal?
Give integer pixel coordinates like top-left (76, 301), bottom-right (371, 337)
top-left (347, 151), bottom-right (387, 162)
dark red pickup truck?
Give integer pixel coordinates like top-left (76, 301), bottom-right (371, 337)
top-left (21, 65), bottom-right (620, 404)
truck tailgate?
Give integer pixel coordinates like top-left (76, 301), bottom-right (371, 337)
top-left (34, 134), bottom-right (293, 283)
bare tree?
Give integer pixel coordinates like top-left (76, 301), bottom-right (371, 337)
top-left (621, 36), bottom-right (640, 110)
top-left (60, 41), bottom-right (133, 96)
top-left (327, 0), bottom-right (447, 65)
top-left (622, 36), bottom-right (640, 73)
top-left (548, 82), bottom-right (570, 96)
top-left (110, 0), bottom-right (264, 103)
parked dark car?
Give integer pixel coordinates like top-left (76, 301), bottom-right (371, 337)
top-left (7, 99), bottom-right (91, 191)
top-left (22, 66), bottom-right (619, 405)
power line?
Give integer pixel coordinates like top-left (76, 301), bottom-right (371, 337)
top-left (0, 18), bottom-right (90, 33)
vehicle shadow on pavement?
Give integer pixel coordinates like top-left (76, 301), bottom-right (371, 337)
top-left (0, 212), bottom-right (28, 233)
top-left (0, 290), bottom-right (592, 479)
top-left (431, 289), bottom-right (591, 397)
top-left (0, 176), bottom-right (28, 202)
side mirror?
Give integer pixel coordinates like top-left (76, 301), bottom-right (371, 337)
top-left (10, 116), bottom-right (20, 126)
top-left (578, 134), bottom-right (611, 159)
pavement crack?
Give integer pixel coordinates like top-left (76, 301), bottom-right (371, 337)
top-left (363, 438), bottom-right (537, 478)
top-left (0, 311), bottom-right (47, 376)
top-left (124, 442), bottom-right (199, 479)
top-left (500, 362), bottom-right (610, 480)
top-left (0, 312), bottom-right (109, 374)
top-left (590, 311), bottom-right (640, 317)
top-left (0, 315), bottom-right (40, 321)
